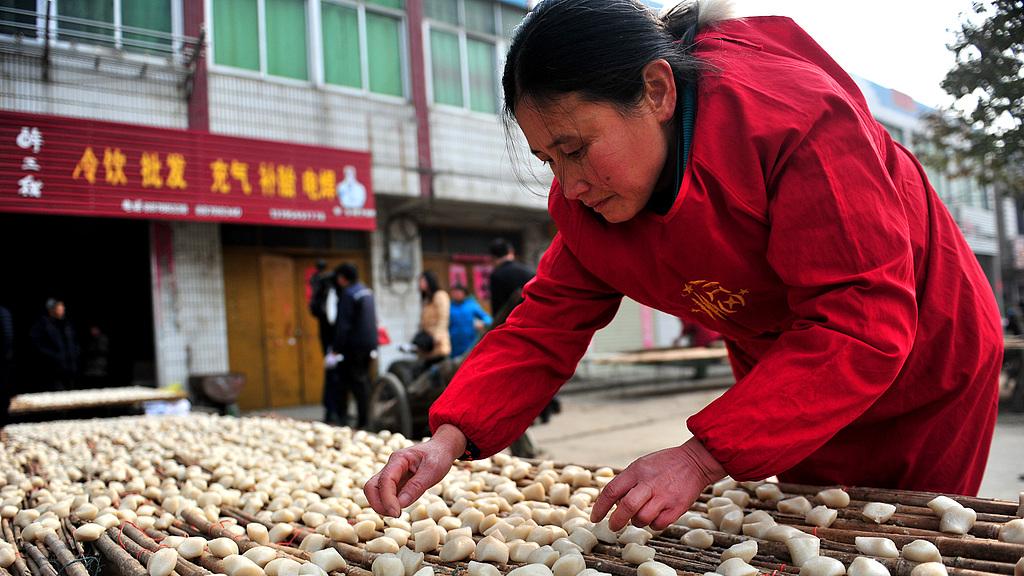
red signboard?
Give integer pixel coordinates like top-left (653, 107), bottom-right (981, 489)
top-left (0, 111), bottom-right (375, 230)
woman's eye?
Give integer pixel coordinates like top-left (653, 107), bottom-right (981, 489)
top-left (565, 146), bottom-right (586, 159)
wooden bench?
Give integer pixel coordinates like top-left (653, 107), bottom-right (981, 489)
top-left (9, 386), bottom-right (186, 415)
top-left (592, 345), bottom-right (730, 379)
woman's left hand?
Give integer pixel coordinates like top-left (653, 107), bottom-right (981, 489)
top-left (590, 436), bottom-right (726, 531)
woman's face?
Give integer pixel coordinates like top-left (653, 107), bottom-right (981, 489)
top-left (514, 61), bottom-right (677, 224)
top-left (419, 276), bottom-right (428, 292)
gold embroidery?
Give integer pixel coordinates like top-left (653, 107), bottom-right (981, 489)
top-left (683, 280), bottom-right (748, 320)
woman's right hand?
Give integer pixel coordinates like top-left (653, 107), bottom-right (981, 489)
top-left (364, 424), bottom-right (467, 517)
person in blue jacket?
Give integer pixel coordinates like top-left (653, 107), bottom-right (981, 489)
top-left (448, 284), bottom-right (491, 358)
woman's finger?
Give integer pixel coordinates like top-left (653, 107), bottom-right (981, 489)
top-left (651, 504), bottom-right (687, 531)
top-left (591, 472), bottom-right (637, 522)
top-left (397, 455), bottom-right (445, 507)
top-left (373, 451), bottom-right (417, 516)
top-left (631, 496), bottom-right (665, 528)
top-left (364, 472), bottom-right (383, 513)
top-left (608, 484), bottom-right (652, 531)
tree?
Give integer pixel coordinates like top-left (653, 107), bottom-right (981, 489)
top-left (926, 0), bottom-right (1023, 193)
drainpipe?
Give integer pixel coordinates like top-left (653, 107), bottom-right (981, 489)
top-left (406, 0), bottom-right (433, 198)
top-left (184, 0), bottom-right (209, 131)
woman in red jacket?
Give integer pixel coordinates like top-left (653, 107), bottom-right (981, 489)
top-left (365, 0), bottom-right (1001, 531)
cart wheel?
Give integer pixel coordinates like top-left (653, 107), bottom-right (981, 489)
top-left (369, 373), bottom-right (414, 437)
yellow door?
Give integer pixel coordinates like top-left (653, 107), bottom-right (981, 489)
top-left (260, 254), bottom-right (303, 407)
top-left (224, 249), bottom-right (267, 411)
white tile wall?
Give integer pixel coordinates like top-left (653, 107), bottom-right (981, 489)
top-left (151, 222), bottom-right (229, 389)
top-left (1, 48), bottom-right (187, 129)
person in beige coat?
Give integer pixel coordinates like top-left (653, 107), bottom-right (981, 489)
top-left (418, 271), bottom-right (450, 360)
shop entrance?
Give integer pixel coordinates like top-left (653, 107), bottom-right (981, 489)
top-left (221, 225), bottom-right (371, 411)
top-left (0, 213), bottom-right (155, 393)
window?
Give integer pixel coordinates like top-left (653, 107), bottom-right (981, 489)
top-left (321, 0), bottom-right (405, 96)
top-left (213, 0), bottom-right (406, 95)
top-left (213, 0), bottom-right (308, 79)
top-left (266, 0), bottom-right (308, 80)
top-left (1, 0), bottom-right (175, 54)
top-left (425, 0), bottom-right (525, 114)
top-left (213, 0), bottom-right (259, 70)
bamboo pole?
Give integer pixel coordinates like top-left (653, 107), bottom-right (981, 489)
top-left (92, 533), bottom-right (148, 576)
top-left (41, 532), bottom-right (89, 576)
top-left (18, 543), bottom-right (56, 576)
top-left (178, 509), bottom-right (262, 554)
top-left (105, 522), bottom-right (209, 573)
top-left (775, 484), bottom-right (1019, 517)
top-left (0, 520), bottom-right (32, 576)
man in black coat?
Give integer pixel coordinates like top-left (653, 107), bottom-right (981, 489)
top-left (488, 238), bottom-right (535, 317)
top-left (30, 299), bottom-right (78, 392)
top-left (329, 264), bottom-right (379, 428)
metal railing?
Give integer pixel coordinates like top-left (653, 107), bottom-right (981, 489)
top-left (0, 4), bottom-right (201, 64)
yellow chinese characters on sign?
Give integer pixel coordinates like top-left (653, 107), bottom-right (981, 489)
top-left (210, 159), bottom-right (230, 193)
top-left (259, 163), bottom-right (276, 197)
top-left (166, 153), bottom-right (187, 190)
top-left (73, 146), bottom-right (129, 186)
top-left (210, 159), bottom-right (343, 201)
top-left (230, 160), bottom-right (252, 195)
top-left (72, 147), bottom-right (99, 184)
top-left (140, 152), bottom-right (163, 188)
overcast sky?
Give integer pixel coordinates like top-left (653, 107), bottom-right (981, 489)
top-left (725, 0), bottom-right (979, 108)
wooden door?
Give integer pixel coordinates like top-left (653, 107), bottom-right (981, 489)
top-left (223, 249), bottom-right (266, 411)
top-left (260, 254), bottom-right (303, 407)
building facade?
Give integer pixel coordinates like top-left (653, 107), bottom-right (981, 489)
top-left (0, 0), bottom-right (554, 410)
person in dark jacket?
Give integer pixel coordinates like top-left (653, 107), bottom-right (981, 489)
top-left (308, 260), bottom-right (336, 354)
top-left (329, 264), bottom-right (379, 428)
top-left (30, 299), bottom-right (78, 392)
top-left (488, 239), bottom-right (535, 315)
top-left (0, 305), bottom-right (13, 431)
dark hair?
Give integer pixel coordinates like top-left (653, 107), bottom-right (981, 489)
top-left (489, 238), bottom-right (513, 259)
top-left (334, 263), bottom-right (358, 282)
top-left (503, 0), bottom-right (706, 119)
top-left (450, 284), bottom-right (468, 294)
top-left (420, 270), bottom-right (440, 302)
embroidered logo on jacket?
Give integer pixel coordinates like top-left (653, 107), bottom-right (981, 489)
top-left (683, 280), bottom-right (748, 320)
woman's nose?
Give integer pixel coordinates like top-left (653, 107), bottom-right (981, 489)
top-left (560, 172), bottom-right (591, 201)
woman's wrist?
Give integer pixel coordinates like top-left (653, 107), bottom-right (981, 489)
top-left (679, 436), bottom-right (727, 487)
top-left (433, 424), bottom-right (468, 461)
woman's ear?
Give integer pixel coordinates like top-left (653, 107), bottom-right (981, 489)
top-left (641, 59), bottom-right (677, 124)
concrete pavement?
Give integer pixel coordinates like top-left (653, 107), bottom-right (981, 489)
top-left (250, 380), bottom-right (1024, 502)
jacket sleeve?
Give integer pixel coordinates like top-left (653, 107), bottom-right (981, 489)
top-left (332, 290), bottom-right (355, 353)
top-left (473, 301), bottom-right (493, 326)
top-left (687, 97), bottom-right (918, 480)
top-left (430, 234), bottom-right (623, 457)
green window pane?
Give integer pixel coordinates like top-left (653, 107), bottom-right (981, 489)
top-left (430, 29), bottom-right (462, 106)
top-left (266, 0), bottom-right (308, 80)
top-left (322, 2), bottom-right (361, 88)
top-left (467, 38), bottom-right (495, 113)
top-left (500, 5), bottom-right (524, 38)
top-left (366, 0), bottom-right (404, 9)
top-left (425, 0), bottom-right (457, 24)
top-left (213, 0), bottom-right (259, 70)
top-left (0, 0), bottom-right (38, 38)
top-left (123, 0), bottom-right (172, 53)
top-left (464, 0), bottom-right (494, 35)
top-left (59, 0), bottom-right (114, 45)
top-left (366, 12), bottom-right (403, 96)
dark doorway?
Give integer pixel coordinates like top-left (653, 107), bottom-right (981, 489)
top-left (0, 213), bottom-right (155, 394)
